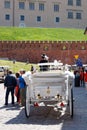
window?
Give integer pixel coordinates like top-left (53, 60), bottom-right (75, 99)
top-left (37, 16), bottom-right (41, 22)
top-left (39, 3), bottom-right (44, 11)
top-left (76, 0), bottom-right (81, 6)
top-left (20, 15), bottom-right (25, 21)
top-left (76, 12), bottom-right (81, 19)
top-left (29, 2), bottom-right (35, 10)
top-left (56, 17), bottom-right (60, 22)
top-left (68, 12), bottom-right (73, 19)
top-left (4, 1), bottom-right (10, 8)
top-left (54, 4), bottom-right (59, 12)
top-left (68, 0), bottom-right (73, 5)
top-left (19, 2), bottom-right (25, 9)
top-left (5, 14), bottom-right (10, 20)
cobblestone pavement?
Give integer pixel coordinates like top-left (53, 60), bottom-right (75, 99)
top-left (0, 83), bottom-right (87, 130)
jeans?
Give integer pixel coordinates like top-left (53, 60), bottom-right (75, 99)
top-left (5, 87), bottom-right (15, 104)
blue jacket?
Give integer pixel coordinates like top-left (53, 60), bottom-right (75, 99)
top-left (19, 76), bottom-right (26, 89)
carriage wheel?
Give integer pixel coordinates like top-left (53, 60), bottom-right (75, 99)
top-left (69, 88), bottom-right (73, 118)
top-left (25, 98), bottom-right (31, 118)
top-left (25, 86), bottom-right (31, 118)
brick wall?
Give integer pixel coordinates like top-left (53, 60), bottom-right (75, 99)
top-left (0, 41), bottom-right (87, 64)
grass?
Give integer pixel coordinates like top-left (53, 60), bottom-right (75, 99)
top-left (0, 27), bottom-right (87, 41)
top-left (0, 27), bottom-right (86, 73)
top-left (0, 59), bottom-right (36, 73)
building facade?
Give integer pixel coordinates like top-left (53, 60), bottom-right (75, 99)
top-left (0, 0), bottom-right (87, 28)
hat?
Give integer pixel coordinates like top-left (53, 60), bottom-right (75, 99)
top-left (41, 53), bottom-right (45, 58)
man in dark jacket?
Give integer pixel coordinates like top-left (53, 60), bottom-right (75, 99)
top-left (39, 54), bottom-right (49, 71)
top-left (4, 70), bottom-right (17, 105)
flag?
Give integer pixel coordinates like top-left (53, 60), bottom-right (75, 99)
top-left (74, 55), bottom-right (79, 59)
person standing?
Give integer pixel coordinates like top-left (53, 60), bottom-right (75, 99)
top-left (84, 69), bottom-right (87, 89)
top-left (80, 67), bottom-right (85, 87)
top-left (19, 70), bottom-right (26, 106)
top-left (15, 72), bottom-right (20, 104)
top-left (39, 53), bottom-right (49, 71)
top-left (4, 70), bottom-right (17, 105)
top-left (74, 69), bottom-right (80, 87)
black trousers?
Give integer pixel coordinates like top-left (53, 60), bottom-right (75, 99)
top-left (75, 76), bottom-right (80, 87)
top-left (5, 87), bottom-right (15, 104)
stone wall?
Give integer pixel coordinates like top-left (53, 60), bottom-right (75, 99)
top-left (0, 41), bottom-right (87, 64)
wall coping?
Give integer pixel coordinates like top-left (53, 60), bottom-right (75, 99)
top-left (0, 41), bottom-right (87, 44)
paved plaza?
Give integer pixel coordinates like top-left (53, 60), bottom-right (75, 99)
top-left (0, 83), bottom-right (87, 130)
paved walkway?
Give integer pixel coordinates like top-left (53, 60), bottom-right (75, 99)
top-left (0, 83), bottom-right (87, 130)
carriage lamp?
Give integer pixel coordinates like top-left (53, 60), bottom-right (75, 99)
top-left (59, 96), bottom-right (63, 101)
top-left (46, 86), bottom-right (50, 94)
top-left (55, 94), bottom-right (60, 99)
top-left (37, 93), bottom-right (41, 99)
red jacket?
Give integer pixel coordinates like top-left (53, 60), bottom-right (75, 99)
top-left (84, 72), bottom-right (87, 82)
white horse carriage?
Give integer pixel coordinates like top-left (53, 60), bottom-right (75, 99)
top-left (24, 61), bottom-right (74, 118)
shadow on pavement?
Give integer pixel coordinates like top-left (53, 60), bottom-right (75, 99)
top-left (5, 106), bottom-right (72, 125)
top-left (0, 104), bottom-right (21, 110)
top-left (1, 84), bottom-right (87, 129)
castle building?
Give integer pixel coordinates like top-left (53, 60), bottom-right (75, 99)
top-left (0, 0), bottom-right (86, 28)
